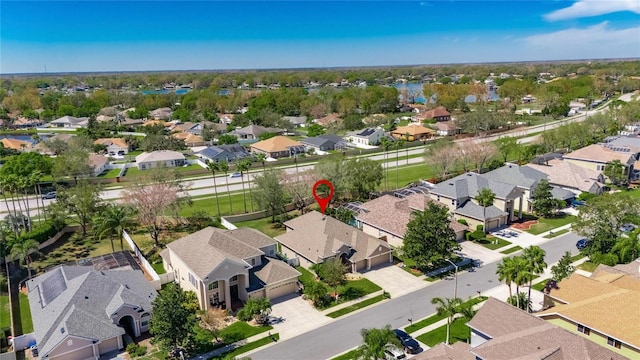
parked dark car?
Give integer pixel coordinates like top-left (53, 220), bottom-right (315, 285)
top-left (576, 239), bottom-right (591, 250)
top-left (42, 191), bottom-right (57, 200)
top-left (393, 329), bottom-right (421, 354)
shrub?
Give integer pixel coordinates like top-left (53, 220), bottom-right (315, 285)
top-left (126, 343), bottom-right (148, 358)
top-left (457, 219), bottom-right (468, 225)
top-left (476, 224), bottom-right (484, 232)
top-left (591, 252), bottom-right (619, 266)
top-left (578, 192), bottom-right (596, 201)
top-left (20, 221), bottom-right (62, 244)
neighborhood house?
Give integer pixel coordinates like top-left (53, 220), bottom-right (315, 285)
top-left (135, 150), bottom-right (186, 170)
top-left (250, 136), bottom-right (305, 159)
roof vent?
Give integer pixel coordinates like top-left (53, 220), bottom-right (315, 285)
top-left (60, 327), bottom-right (65, 334)
top-left (84, 296), bottom-right (88, 300)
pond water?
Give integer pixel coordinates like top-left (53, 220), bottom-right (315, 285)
top-left (0, 134), bottom-right (38, 144)
top-left (393, 82), bottom-right (499, 104)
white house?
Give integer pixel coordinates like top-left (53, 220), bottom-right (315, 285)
top-left (135, 150), bottom-right (186, 170)
top-left (345, 128), bottom-right (385, 147)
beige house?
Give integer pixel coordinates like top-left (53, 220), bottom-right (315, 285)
top-left (413, 297), bottom-right (627, 360)
top-left (172, 132), bottom-right (206, 147)
top-left (430, 172), bottom-right (524, 231)
top-left (526, 159), bottom-right (607, 194)
top-left (276, 211), bottom-right (393, 272)
top-left (89, 154), bottom-right (109, 177)
top-left (94, 138), bottom-right (130, 156)
top-left (160, 227), bottom-right (300, 311)
top-left (537, 267), bottom-right (640, 358)
top-left (250, 136), bottom-right (305, 159)
top-left (27, 266), bottom-right (156, 360)
top-left (391, 124), bottom-right (435, 141)
top-left (135, 150), bottom-right (186, 170)
top-left (0, 137), bottom-right (32, 152)
top-left (563, 144), bottom-right (635, 176)
top-left (355, 194), bottom-right (468, 247)
top-left (482, 163), bottom-right (548, 213)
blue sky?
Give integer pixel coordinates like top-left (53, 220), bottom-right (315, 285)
top-left (1, 1), bottom-right (639, 73)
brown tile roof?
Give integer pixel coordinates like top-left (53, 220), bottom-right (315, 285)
top-left (356, 194), bottom-right (468, 238)
top-left (564, 144), bottom-right (634, 164)
top-left (434, 121), bottom-right (461, 131)
top-left (314, 113), bottom-right (342, 127)
top-left (525, 159), bottom-right (604, 193)
top-left (94, 138), bottom-right (128, 148)
top-left (253, 257), bottom-right (301, 285)
top-left (539, 272), bottom-right (640, 350)
top-left (0, 138), bottom-right (32, 151)
top-left (250, 136), bottom-right (302, 153)
top-left (423, 106), bottom-right (450, 119)
top-left (392, 124), bottom-right (435, 136)
top-left (276, 211), bottom-right (391, 264)
top-left (163, 227), bottom-right (266, 279)
top-left (172, 132), bottom-right (205, 145)
top-left (468, 298), bottom-right (628, 360)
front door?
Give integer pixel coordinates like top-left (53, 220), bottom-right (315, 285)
top-left (230, 284), bottom-right (239, 300)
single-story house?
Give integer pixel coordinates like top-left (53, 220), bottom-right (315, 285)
top-left (11, 117), bottom-right (43, 129)
top-left (229, 125), bottom-right (284, 140)
top-left (250, 136), bottom-right (305, 159)
top-left (525, 159), bottom-right (607, 195)
top-left (94, 138), bottom-right (130, 156)
top-left (276, 211), bottom-right (393, 272)
top-left (282, 116), bottom-right (307, 128)
top-left (89, 154), bottom-right (109, 177)
top-left (345, 127), bottom-right (385, 147)
top-left (313, 113), bottom-right (342, 127)
top-left (50, 116), bottom-right (89, 128)
top-left (160, 227), bottom-right (301, 311)
top-left (300, 134), bottom-right (345, 152)
top-left (198, 144), bottom-right (251, 163)
top-left (172, 132), bottom-right (206, 147)
top-left (0, 137), bottom-right (32, 152)
top-left (27, 266), bottom-right (157, 360)
top-left (135, 150), bottom-right (186, 170)
top-left (355, 194), bottom-right (468, 247)
top-left (433, 121), bottom-right (461, 136)
top-left (391, 124), bottom-right (435, 141)
top-left (149, 107), bottom-right (173, 120)
top-left (420, 106), bottom-right (451, 122)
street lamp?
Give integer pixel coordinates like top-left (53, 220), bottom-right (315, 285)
top-left (445, 259), bottom-right (459, 299)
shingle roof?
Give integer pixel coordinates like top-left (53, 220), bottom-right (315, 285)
top-left (94, 138), bottom-right (129, 148)
top-left (392, 124), bottom-right (435, 136)
top-left (525, 160), bottom-right (605, 193)
top-left (89, 154), bottom-right (109, 168)
top-left (250, 136), bottom-right (303, 153)
top-left (455, 200), bottom-right (507, 221)
top-left (550, 186), bottom-right (575, 201)
top-left (135, 150), bottom-right (185, 163)
top-left (430, 172), bottom-right (519, 200)
top-left (412, 342), bottom-right (473, 360)
top-left (225, 228), bottom-right (277, 249)
top-left (434, 121), bottom-right (460, 131)
top-left (163, 227), bottom-right (265, 279)
top-left (314, 113), bottom-right (342, 127)
top-left (483, 163), bottom-right (547, 191)
top-left (253, 257), bottom-right (301, 285)
top-left (564, 144), bottom-right (634, 164)
top-left (301, 134), bottom-right (343, 148)
top-left (423, 106), bottom-right (450, 119)
top-left (27, 266), bottom-right (156, 359)
top-left (276, 211), bottom-right (391, 264)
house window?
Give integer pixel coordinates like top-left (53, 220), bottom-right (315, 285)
top-left (188, 273), bottom-right (198, 287)
top-left (437, 196), bottom-right (441, 201)
top-left (230, 275), bottom-right (238, 282)
top-left (451, 199), bottom-right (455, 205)
top-left (577, 324), bottom-right (590, 335)
top-left (250, 258), bottom-right (255, 266)
top-left (607, 337), bottom-right (621, 349)
top-left (208, 282), bottom-right (218, 290)
top-left (141, 321), bottom-right (148, 327)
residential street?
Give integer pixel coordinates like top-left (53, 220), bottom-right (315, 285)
top-left (249, 232), bottom-right (582, 360)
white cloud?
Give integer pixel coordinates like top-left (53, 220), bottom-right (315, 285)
top-left (523, 22), bottom-right (640, 59)
top-left (545, 0), bottom-right (640, 21)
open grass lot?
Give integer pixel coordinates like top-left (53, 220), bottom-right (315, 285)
top-left (379, 163), bottom-right (436, 191)
top-left (19, 293), bottom-right (33, 334)
top-left (128, 229), bottom-right (191, 254)
top-left (416, 316), bottom-right (471, 346)
top-left (178, 192), bottom-right (253, 217)
top-left (0, 295), bottom-right (9, 329)
top-left (526, 215), bottom-right (576, 235)
top-left (97, 168), bottom-right (122, 178)
top-left (477, 237), bottom-right (511, 250)
top-left (405, 296), bottom-right (487, 333)
top-left (501, 246), bottom-right (523, 254)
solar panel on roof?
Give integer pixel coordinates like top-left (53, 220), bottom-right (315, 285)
top-left (40, 267), bottom-right (67, 307)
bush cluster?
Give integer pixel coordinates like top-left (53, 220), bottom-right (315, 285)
top-left (126, 343), bottom-right (147, 357)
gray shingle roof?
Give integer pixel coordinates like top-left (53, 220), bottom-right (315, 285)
top-left (27, 266), bottom-right (156, 358)
top-left (430, 172), bottom-right (517, 200)
top-left (455, 200), bottom-right (507, 221)
top-left (482, 163), bottom-right (547, 191)
top-left (551, 186), bottom-right (576, 201)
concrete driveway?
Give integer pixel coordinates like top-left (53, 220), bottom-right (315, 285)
top-left (268, 293), bottom-right (332, 341)
top-left (360, 264), bottom-right (428, 298)
top-left (458, 241), bottom-right (504, 266)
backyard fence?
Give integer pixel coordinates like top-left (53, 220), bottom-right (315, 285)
top-left (122, 230), bottom-right (168, 290)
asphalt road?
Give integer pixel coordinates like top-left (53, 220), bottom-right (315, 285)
top-left (250, 232), bottom-right (583, 360)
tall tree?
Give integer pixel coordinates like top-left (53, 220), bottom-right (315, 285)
top-left (9, 237), bottom-right (40, 279)
top-left (403, 202), bottom-right (460, 269)
top-left (474, 188), bottom-right (495, 233)
top-left (550, 251), bottom-right (575, 282)
top-left (55, 180), bottom-right (102, 236)
top-left (219, 162), bottom-right (233, 213)
top-left (92, 204), bottom-right (135, 252)
top-left (425, 140), bottom-right (458, 181)
top-left (531, 179), bottom-right (558, 218)
top-left (149, 283), bottom-right (197, 352)
top-left (252, 169), bottom-right (288, 222)
top-left (496, 256), bottom-right (515, 299)
top-left (522, 246), bottom-right (546, 312)
top-left (355, 325), bottom-right (402, 360)
top-left (603, 159), bottom-right (626, 186)
top-left (345, 158), bottom-right (383, 200)
top-left (235, 158), bottom-right (251, 213)
top-left (431, 297), bottom-right (463, 345)
top-left (495, 137), bottom-right (518, 163)
top-left (317, 258), bottom-right (347, 301)
top-left (206, 161), bottom-right (221, 217)
top-left (612, 230), bottom-right (640, 263)
top-left (511, 256), bottom-right (532, 310)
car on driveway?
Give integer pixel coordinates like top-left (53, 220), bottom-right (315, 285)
top-left (576, 239), bottom-right (591, 250)
top-left (42, 191), bottom-right (57, 200)
top-left (229, 172), bottom-right (242, 178)
top-left (393, 329), bottom-right (421, 354)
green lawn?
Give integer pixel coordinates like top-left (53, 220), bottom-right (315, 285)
top-left (578, 261), bottom-right (599, 272)
top-left (543, 228), bottom-right (570, 239)
top-left (151, 262), bottom-right (166, 275)
top-left (532, 279), bottom-right (549, 292)
top-left (340, 278), bottom-right (382, 295)
top-left (570, 253), bottom-right (586, 262)
top-left (405, 296), bottom-right (487, 333)
top-left (476, 237), bottom-right (511, 250)
top-left (210, 333), bottom-right (279, 360)
top-left (527, 215), bottom-right (576, 235)
top-left (297, 267), bottom-right (382, 309)
top-left (331, 349), bottom-right (359, 360)
top-left (296, 266), bottom-right (315, 287)
top-left (219, 321), bottom-right (273, 344)
top-left (416, 317), bottom-right (471, 346)
top-left (178, 192), bottom-right (254, 217)
top-left (19, 293), bottom-right (33, 333)
top-left (234, 216), bottom-right (287, 238)
top-left (0, 295), bottom-right (9, 329)
top-left (97, 168), bottom-right (122, 178)
top-left (501, 246), bottom-right (523, 254)
top-left (326, 294), bottom-right (387, 318)
top-left (379, 163), bottom-right (437, 191)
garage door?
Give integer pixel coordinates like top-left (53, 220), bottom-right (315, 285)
top-left (267, 281), bottom-right (298, 299)
top-left (98, 337), bottom-right (120, 355)
top-left (487, 219), bottom-right (500, 231)
top-left (369, 253), bottom-right (390, 268)
top-left (50, 345), bottom-right (94, 360)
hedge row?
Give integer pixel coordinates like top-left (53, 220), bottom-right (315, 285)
top-left (19, 221), bottom-right (64, 244)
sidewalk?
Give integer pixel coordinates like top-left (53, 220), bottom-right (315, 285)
top-left (190, 331), bottom-right (277, 360)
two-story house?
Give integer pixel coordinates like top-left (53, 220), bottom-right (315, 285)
top-left (160, 227), bottom-right (300, 311)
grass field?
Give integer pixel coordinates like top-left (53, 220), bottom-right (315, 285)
top-left (527, 215), bottom-right (576, 235)
top-left (179, 192), bottom-right (253, 217)
top-left (19, 293), bottom-right (33, 333)
top-left (234, 216), bottom-right (288, 238)
top-left (543, 228), bottom-right (570, 238)
top-left (0, 295), bottom-right (10, 329)
top-left (219, 321), bottom-right (273, 343)
top-left (97, 168), bottom-right (122, 178)
top-left (379, 163), bottom-right (436, 191)
top-left (417, 316), bottom-right (472, 346)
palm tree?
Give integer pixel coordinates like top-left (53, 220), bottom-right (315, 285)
top-left (431, 296), bottom-right (462, 345)
top-left (458, 305), bottom-right (478, 343)
top-left (511, 256), bottom-right (532, 310)
top-left (507, 292), bottom-right (532, 312)
top-left (475, 188), bottom-right (495, 233)
top-left (355, 325), bottom-right (401, 360)
top-left (379, 137), bottom-right (391, 191)
top-left (612, 231), bottom-right (640, 263)
top-left (522, 246), bottom-right (547, 312)
top-left (220, 162), bottom-right (233, 213)
top-left (10, 237), bottom-right (40, 279)
top-left (235, 159), bottom-right (250, 213)
top-left (394, 138), bottom-right (405, 190)
top-left (206, 160), bottom-right (221, 217)
top-left (496, 257), bottom-right (515, 299)
top-left (256, 153), bottom-right (267, 173)
top-left (93, 204), bottom-right (135, 252)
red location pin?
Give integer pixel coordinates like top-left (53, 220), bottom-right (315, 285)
top-left (312, 179), bottom-right (334, 215)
